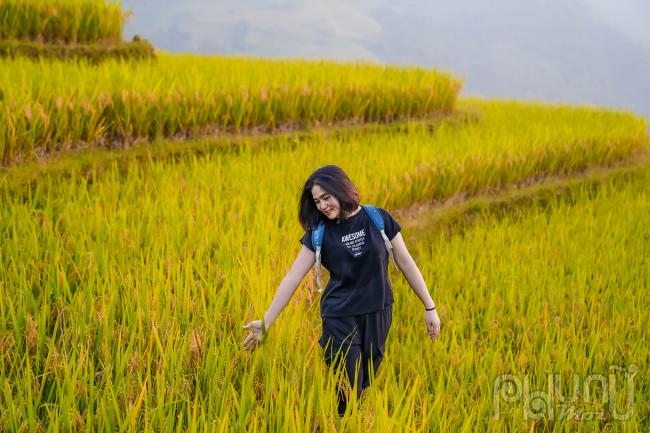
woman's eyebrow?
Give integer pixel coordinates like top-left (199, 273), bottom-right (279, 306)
top-left (313, 193), bottom-right (329, 200)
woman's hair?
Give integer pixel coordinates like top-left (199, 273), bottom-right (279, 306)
top-left (298, 165), bottom-right (360, 231)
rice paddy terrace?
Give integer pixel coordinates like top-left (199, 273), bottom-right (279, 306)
top-left (1, 1), bottom-right (648, 432)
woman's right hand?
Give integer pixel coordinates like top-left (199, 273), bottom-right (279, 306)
top-left (424, 309), bottom-right (441, 342)
top-left (242, 319), bottom-right (268, 351)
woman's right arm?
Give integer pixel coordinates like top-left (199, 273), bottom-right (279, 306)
top-left (263, 245), bottom-right (316, 328)
top-left (243, 245), bottom-right (315, 350)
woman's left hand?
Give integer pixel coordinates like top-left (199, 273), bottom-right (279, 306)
top-left (424, 309), bottom-right (441, 342)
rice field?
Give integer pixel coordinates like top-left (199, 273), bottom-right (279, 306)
top-left (0, 0), bottom-right (124, 43)
top-left (396, 161), bottom-right (650, 432)
top-left (0, 53), bottom-right (461, 165)
top-left (0, 36), bottom-right (155, 62)
top-left (1, 97), bottom-right (646, 202)
top-left (0, 92), bottom-right (648, 431)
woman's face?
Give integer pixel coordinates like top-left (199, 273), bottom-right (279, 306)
top-left (311, 184), bottom-right (341, 220)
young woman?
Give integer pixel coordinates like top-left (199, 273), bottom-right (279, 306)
top-left (243, 165), bottom-right (441, 416)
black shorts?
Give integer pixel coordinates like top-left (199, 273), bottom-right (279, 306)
top-left (319, 303), bottom-right (393, 367)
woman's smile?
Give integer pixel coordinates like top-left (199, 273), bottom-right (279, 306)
top-left (311, 184), bottom-right (341, 219)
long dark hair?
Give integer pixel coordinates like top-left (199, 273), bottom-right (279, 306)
top-left (298, 165), bottom-right (360, 231)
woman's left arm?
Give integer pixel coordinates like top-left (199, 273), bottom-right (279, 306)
top-left (390, 232), bottom-right (441, 341)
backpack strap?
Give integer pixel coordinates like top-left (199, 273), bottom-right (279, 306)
top-left (311, 222), bottom-right (326, 293)
top-left (362, 205), bottom-right (396, 265)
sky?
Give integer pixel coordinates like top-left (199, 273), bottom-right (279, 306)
top-left (122, 0), bottom-right (650, 118)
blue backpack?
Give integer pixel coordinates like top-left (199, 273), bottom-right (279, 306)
top-left (311, 204), bottom-right (396, 293)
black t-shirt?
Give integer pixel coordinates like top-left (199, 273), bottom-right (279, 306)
top-left (299, 207), bottom-right (401, 318)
